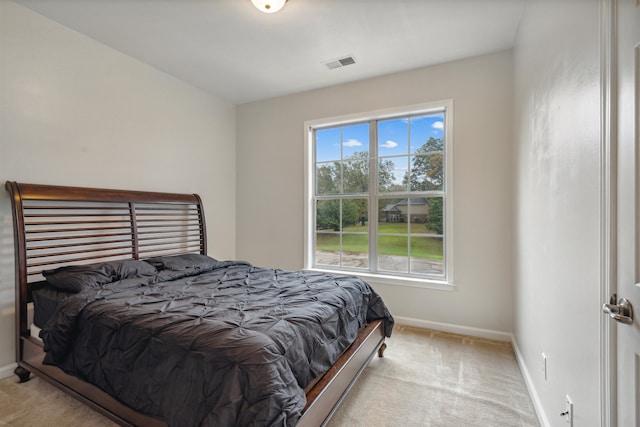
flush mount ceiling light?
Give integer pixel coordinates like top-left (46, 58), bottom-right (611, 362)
top-left (251, 0), bottom-right (287, 13)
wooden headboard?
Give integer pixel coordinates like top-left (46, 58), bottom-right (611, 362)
top-left (5, 181), bottom-right (207, 356)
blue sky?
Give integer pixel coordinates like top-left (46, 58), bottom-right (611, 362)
top-left (315, 113), bottom-right (445, 163)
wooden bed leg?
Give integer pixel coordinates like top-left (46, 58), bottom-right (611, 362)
top-left (377, 342), bottom-right (387, 358)
top-left (14, 366), bottom-right (30, 383)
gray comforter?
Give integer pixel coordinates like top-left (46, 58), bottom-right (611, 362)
top-left (41, 260), bottom-right (393, 427)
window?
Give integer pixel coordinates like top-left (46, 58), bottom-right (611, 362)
top-left (304, 101), bottom-right (453, 285)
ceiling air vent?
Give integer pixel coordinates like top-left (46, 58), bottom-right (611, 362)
top-left (323, 55), bottom-right (356, 70)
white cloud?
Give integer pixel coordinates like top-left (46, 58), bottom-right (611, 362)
top-left (343, 139), bottom-right (363, 147)
top-left (380, 140), bottom-right (398, 148)
top-left (432, 121), bottom-right (444, 130)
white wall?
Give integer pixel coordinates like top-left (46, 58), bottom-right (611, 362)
top-left (236, 51), bottom-right (514, 335)
top-left (512, 1), bottom-right (602, 425)
top-left (0, 2), bottom-right (237, 372)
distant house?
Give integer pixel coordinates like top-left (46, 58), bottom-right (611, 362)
top-left (379, 198), bottom-right (429, 223)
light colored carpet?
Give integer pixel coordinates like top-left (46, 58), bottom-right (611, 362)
top-left (0, 326), bottom-right (538, 426)
top-left (327, 326), bottom-right (538, 427)
top-left (0, 374), bottom-right (116, 427)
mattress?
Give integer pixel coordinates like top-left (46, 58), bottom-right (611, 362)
top-left (32, 285), bottom-right (72, 328)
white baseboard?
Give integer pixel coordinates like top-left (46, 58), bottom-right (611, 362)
top-left (0, 363), bottom-right (17, 380)
top-left (394, 316), bottom-right (512, 342)
top-left (511, 337), bottom-right (549, 427)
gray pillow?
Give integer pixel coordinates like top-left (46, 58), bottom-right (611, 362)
top-left (144, 253), bottom-right (217, 272)
top-left (43, 259), bottom-right (157, 292)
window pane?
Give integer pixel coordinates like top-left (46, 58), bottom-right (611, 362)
top-left (342, 199), bottom-right (368, 230)
top-left (378, 157), bottom-right (408, 193)
top-left (409, 153), bottom-right (444, 191)
top-left (378, 236), bottom-right (408, 273)
top-left (378, 118), bottom-right (408, 154)
top-left (407, 197), bottom-right (430, 224)
top-left (316, 199), bottom-right (341, 231)
top-left (342, 159), bottom-right (368, 193)
top-left (409, 114), bottom-right (445, 154)
top-left (342, 234), bottom-right (368, 269)
top-left (342, 123), bottom-right (369, 159)
top-left (341, 199), bottom-right (364, 230)
top-left (410, 236), bottom-right (444, 275)
top-left (424, 197), bottom-right (444, 235)
top-left (316, 163), bottom-right (340, 195)
top-left (315, 232), bottom-right (340, 267)
top-left (316, 127), bottom-right (341, 162)
top-left (378, 198), bottom-right (407, 227)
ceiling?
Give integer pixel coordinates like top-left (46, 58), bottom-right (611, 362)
top-left (15, 0), bottom-right (525, 105)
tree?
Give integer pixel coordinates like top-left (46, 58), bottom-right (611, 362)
top-left (318, 151), bottom-right (398, 195)
top-left (316, 199), bottom-right (340, 230)
top-left (342, 151), bottom-right (369, 193)
top-left (341, 151), bottom-right (399, 193)
top-left (316, 163), bottom-right (339, 194)
top-left (408, 137), bottom-right (444, 191)
top-left (378, 159), bottom-right (398, 192)
top-left (341, 199), bottom-right (359, 227)
top-left (425, 197), bottom-right (443, 234)
top-left (316, 199), bottom-right (359, 231)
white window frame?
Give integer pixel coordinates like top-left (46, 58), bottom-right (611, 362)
top-left (304, 100), bottom-right (454, 289)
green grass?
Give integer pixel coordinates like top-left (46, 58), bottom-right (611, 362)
top-left (316, 222), bottom-right (443, 260)
top-left (343, 222), bottom-right (433, 234)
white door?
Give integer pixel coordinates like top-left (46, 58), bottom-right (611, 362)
top-left (610, 0), bottom-right (640, 425)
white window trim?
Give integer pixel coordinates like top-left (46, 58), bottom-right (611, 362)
top-left (303, 100), bottom-right (454, 289)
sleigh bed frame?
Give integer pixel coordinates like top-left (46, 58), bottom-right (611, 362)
top-left (6, 181), bottom-right (386, 427)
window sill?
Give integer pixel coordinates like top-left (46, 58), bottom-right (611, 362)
top-left (305, 267), bottom-right (455, 291)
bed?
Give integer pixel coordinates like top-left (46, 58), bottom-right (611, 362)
top-left (5, 181), bottom-right (393, 427)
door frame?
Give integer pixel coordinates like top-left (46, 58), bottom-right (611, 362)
top-left (600, 0), bottom-right (617, 425)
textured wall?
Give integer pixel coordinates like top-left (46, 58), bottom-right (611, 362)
top-left (512, 0), bottom-right (602, 424)
top-left (0, 2), bottom-right (237, 373)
